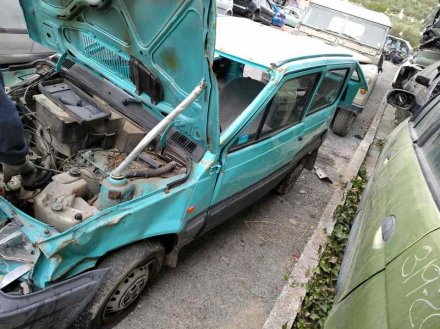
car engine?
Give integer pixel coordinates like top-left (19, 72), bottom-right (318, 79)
top-left (1, 62), bottom-right (187, 232)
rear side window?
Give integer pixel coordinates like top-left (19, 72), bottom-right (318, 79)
top-left (308, 69), bottom-right (349, 114)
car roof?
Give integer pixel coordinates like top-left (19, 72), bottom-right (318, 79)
top-left (310, 0), bottom-right (392, 27)
top-left (216, 16), bottom-right (354, 68)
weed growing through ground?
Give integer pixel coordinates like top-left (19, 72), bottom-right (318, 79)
top-left (292, 167), bottom-right (368, 329)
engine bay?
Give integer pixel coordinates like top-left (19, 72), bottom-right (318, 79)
top-left (0, 62), bottom-right (188, 232)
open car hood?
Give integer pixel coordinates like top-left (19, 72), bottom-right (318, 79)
top-left (19, 0), bottom-right (218, 150)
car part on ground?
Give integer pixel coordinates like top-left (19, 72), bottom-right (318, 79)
top-left (325, 89), bottom-right (440, 329)
top-left (296, 0), bottom-right (391, 137)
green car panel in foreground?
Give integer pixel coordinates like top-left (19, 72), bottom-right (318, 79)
top-left (325, 92), bottom-right (440, 328)
top-left (0, 2), bottom-right (366, 328)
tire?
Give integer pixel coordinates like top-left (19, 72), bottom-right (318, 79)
top-left (226, 10), bottom-right (233, 16)
top-left (74, 241), bottom-right (165, 329)
top-left (252, 10), bottom-right (260, 21)
top-left (332, 109), bottom-right (356, 137)
top-left (274, 162), bottom-right (304, 195)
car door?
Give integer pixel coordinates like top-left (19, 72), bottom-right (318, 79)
top-left (302, 66), bottom-right (354, 143)
top-left (202, 70), bottom-right (323, 233)
top-left (339, 64), bottom-right (368, 111)
top-left (0, 0), bottom-right (33, 63)
top-left (260, 0), bottom-right (275, 24)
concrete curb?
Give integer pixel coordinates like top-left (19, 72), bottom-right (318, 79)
top-left (263, 95), bottom-right (389, 329)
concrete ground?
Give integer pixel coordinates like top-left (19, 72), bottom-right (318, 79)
top-left (116, 62), bottom-right (398, 329)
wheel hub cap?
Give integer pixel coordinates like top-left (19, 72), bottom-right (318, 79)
top-left (104, 264), bottom-right (151, 318)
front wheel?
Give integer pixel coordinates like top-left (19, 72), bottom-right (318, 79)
top-left (332, 109), bottom-right (357, 137)
top-left (74, 241), bottom-right (165, 329)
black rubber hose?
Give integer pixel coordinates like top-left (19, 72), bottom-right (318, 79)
top-left (125, 161), bottom-right (177, 179)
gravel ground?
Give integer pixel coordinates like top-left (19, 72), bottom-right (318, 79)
top-left (115, 62), bottom-right (398, 329)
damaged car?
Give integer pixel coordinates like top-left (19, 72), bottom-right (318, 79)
top-left (325, 81), bottom-right (440, 329)
top-left (393, 36), bottom-right (440, 89)
top-left (297, 0), bottom-right (391, 136)
top-left (0, 2), bottom-right (366, 328)
top-left (389, 60), bottom-right (440, 124)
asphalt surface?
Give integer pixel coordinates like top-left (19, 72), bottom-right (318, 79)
top-left (115, 62), bottom-right (398, 329)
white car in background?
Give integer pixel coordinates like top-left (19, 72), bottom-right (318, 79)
top-left (216, 0), bottom-right (234, 15)
top-left (0, 0), bottom-right (52, 65)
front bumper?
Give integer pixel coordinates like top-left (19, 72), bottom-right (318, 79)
top-left (0, 269), bottom-right (107, 329)
top-left (340, 103), bottom-right (364, 115)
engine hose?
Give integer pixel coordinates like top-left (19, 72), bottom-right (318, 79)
top-left (23, 157), bottom-right (53, 189)
top-left (125, 161), bottom-right (177, 179)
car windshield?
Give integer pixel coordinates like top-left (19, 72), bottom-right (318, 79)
top-left (302, 5), bottom-right (388, 49)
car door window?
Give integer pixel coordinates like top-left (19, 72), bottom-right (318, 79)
top-left (231, 110), bottom-right (265, 148)
top-left (261, 73), bottom-right (320, 136)
top-left (231, 72), bottom-right (320, 150)
top-left (308, 69), bottom-right (349, 115)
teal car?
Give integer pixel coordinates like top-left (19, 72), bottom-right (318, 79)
top-left (325, 91), bottom-right (440, 328)
top-left (0, 2), bottom-right (366, 328)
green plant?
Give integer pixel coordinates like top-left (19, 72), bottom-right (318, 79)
top-left (349, 0), bottom-right (439, 47)
top-left (292, 167), bottom-right (368, 329)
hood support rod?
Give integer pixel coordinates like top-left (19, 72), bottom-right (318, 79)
top-left (111, 79), bottom-right (207, 179)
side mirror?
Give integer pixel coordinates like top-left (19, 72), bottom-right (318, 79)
top-left (387, 89), bottom-right (416, 111)
top-left (415, 75), bottom-right (431, 87)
